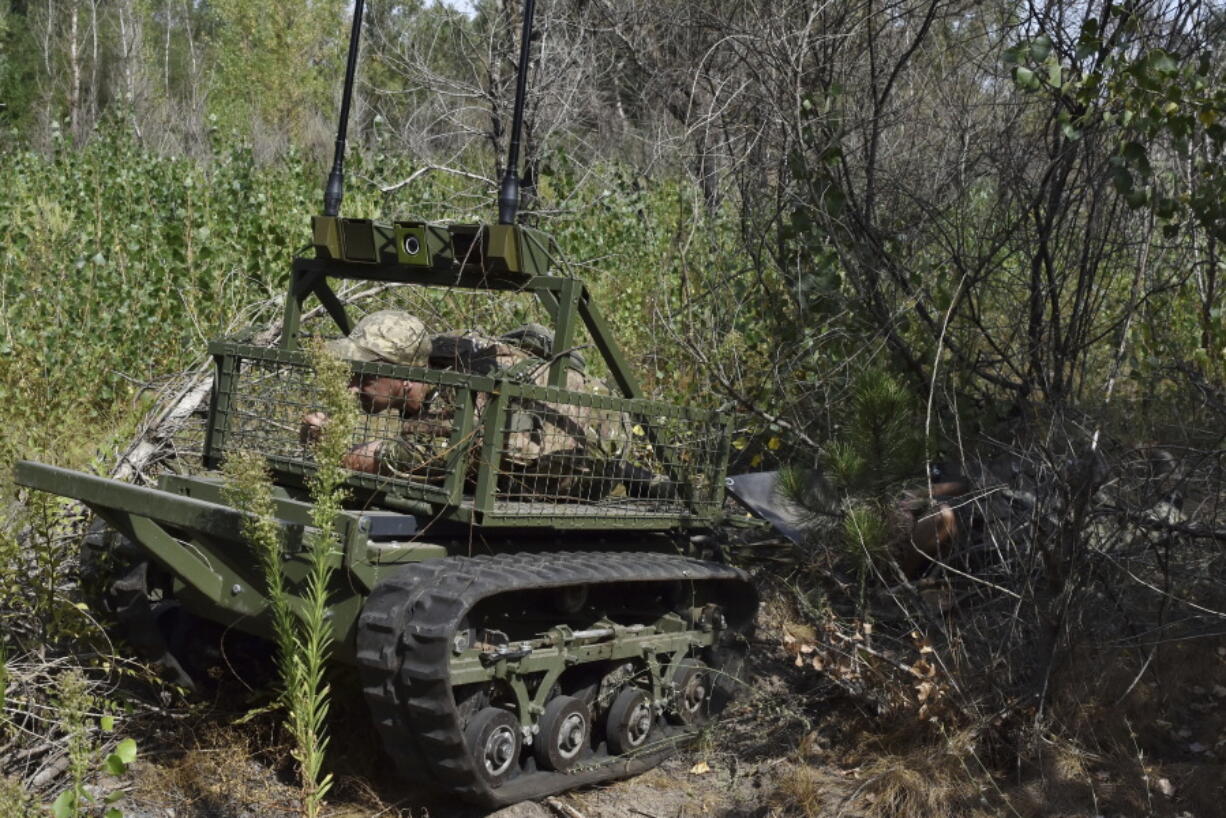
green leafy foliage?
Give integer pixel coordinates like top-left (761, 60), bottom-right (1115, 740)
top-left (222, 339), bottom-right (357, 817)
top-left (294, 339), bottom-right (359, 816)
top-left (0, 774), bottom-right (38, 818)
top-left (1007, 10), bottom-right (1226, 242)
top-left (839, 501), bottom-right (894, 576)
top-left (50, 669), bottom-right (136, 818)
top-left (206, 0), bottom-right (346, 141)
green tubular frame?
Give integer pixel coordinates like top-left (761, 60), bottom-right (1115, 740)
top-left (279, 256), bottom-right (644, 401)
top-left (204, 342), bottom-right (731, 530)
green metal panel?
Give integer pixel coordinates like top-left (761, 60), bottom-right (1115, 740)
top-left (444, 387), bottom-right (477, 507)
top-left (548, 278), bottom-right (580, 388)
top-left (202, 351), bottom-right (236, 470)
top-left (11, 462), bottom-right (459, 652)
top-left (486, 224), bottom-right (520, 272)
top-left (310, 215), bottom-right (342, 259)
top-left (393, 222), bottom-right (432, 266)
top-left (517, 226), bottom-right (554, 277)
top-left (339, 219), bottom-right (379, 262)
top-left (472, 387), bottom-right (510, 519)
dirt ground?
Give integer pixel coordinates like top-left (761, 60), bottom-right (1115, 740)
top-left (110, 612), bottom-right (834, 818)
top-left (100, 584), bottom-right (1226, 818)
top-left (116, 726), bottom-right (817, 818)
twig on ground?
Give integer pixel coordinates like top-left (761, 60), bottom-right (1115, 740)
top-left (544, 796), bottom-right (587, 818)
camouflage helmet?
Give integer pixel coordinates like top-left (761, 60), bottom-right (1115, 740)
top-left (326, 309), bottom-right (431, 366)
top-left (500, 322), bottom-right (586, 371)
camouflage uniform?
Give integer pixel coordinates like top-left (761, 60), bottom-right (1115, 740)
top-left (325, 310), bottom-right (448, 479)
top-left (330, 312), bottom-right (631, 498)
top-left (428, 326), bottom-right (633, 499)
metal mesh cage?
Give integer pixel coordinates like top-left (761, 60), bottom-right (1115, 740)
top-left (205, 342), bottom-right (730, 528)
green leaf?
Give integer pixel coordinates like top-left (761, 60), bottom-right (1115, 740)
top-left (100, 715), bottom-right (115, 732)
top-left (1076, 35), bottom-right (1100, 61)
top-left (114, 737), bottom-right (138, 764)
top-left (51, 790), bottom-right (76, 818)
top-left (104, 808), bottom-right (124, 818)
top-left (1047, 61), bottom-right (1062, 87)
top-left (105, 752), bottom-right (126, 776)
top-left (823, 186), bottom-right (846, 216)
top-left (1121, 141), bottom-right (1151, 173)
top-left (1148, 50), bottom-right (1178, 75)
top-left (1029, 34), bottom-right (1052, 62)
top-left (1014, 66), bottom-right (1038, 90)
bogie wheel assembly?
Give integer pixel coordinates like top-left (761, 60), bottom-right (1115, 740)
top-left (534, 695), bottom-right (591, 771)
top-left (466, 707), bottom-right (522, 788)
top-left (606, 686), bottom-right (655, 755)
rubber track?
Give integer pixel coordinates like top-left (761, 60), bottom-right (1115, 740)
top-left (355, 551), bottom-right (755, 807)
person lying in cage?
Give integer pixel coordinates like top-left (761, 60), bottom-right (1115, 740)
top-left (299, 309), bottom-right (451, 476)
top-left (300, 310), bottom-right (671, 501)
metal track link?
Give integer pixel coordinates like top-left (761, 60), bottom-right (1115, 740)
top-left (355, 551), bottom-right (755, 807)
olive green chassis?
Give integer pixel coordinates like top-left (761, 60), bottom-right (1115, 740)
top-left (13, 461), bottom-right (724, 667)
top-left (14, 220), bottom-right (753, 800)
top-left (14, 460), bottom-right (751, 803)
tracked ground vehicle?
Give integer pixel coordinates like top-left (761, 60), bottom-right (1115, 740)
top-left (15, 0), bottom-right (757, 806)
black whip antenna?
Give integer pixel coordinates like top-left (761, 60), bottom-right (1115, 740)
top-left (323, 0), bottom-right (366, 217)
top-left (498, 0), bottom-right (536, 225)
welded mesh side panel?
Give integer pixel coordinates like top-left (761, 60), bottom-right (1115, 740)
top-left (209, 352), bottom-right (471, 495)
top-left (213, 356), bottom-right (320, 468)
top-left (207, 346), bottom-right (730, 525)
top-left (487, 386), bottom-right (728, 520)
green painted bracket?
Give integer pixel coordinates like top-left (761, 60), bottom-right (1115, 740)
top-left (14, 461), bottom-right (246, 603)
top-left (16, 461), bottom-right (252, 543)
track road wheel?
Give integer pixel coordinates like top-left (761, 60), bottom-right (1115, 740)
top-left (606, 687), bottom-right (654, 755)
top-left (465, 707), bottom-right (521, 788)
top-left (534, 695), bottom-right (591, 771)
top-left (668, 658), bottom-right (712, 726)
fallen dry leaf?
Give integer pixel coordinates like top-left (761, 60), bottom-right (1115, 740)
top-left (689, 761), bottom-right (711, 775)
top-left (784, 623), bottom-right (818, 643)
